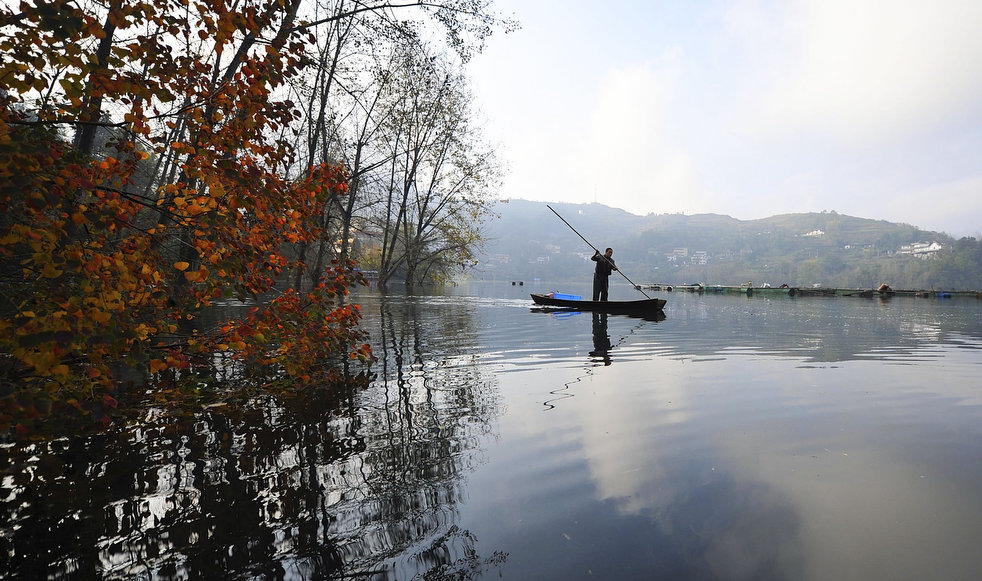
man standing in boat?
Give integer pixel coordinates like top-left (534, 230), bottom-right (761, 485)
top-left (592, 247), bottom-right (618, 301)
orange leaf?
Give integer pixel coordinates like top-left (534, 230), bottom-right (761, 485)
top-left (174, 261), bottom-right (190, 271)
top-left (91, 310), bottom-right (112, 324)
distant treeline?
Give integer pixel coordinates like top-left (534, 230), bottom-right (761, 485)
top-left (474, 201), bottom-right (982, 290)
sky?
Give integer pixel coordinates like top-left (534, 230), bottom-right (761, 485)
top-left (466, 0), bottom-right (982, 238)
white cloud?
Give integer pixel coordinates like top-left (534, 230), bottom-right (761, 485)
top-left (468, 0), bottom-right (982, 235)
top-left (583, 63), bottom-right (705, 212)
top-left (748, 0), bottom-right (982, 146)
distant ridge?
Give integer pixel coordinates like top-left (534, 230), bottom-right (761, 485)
top-left (475, 199), bottom-right (980, 289)
top-left (493, 199), bottom-right (936, 237)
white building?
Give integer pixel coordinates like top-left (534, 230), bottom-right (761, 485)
top-left (898, 241), bottom-right (944, 258)
top-left (690, 251), bottom-right (709, 265)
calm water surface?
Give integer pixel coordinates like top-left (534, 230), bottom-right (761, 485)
top-left (3, 282), bottom-right (982, 580)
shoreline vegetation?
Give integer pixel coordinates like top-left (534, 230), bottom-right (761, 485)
top-left (0, 1), bottom-right (511, 436)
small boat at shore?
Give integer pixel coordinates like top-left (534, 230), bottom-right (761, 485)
top-left (531, 293), bottom-right (666, 315)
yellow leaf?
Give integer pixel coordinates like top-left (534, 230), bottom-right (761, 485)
top-left (41, 262), bottom-right (62, 279)
top-left (174, 261), bottom-right (190, 271)
top-left (134, 324), bottom-right (152, 340)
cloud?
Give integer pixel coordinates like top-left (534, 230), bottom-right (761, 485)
top-left (468, 0), bottom-right (982, 235)
top-left (745, 0), bottom-right (982, 146)
top-left (889, 176), bottom-right (982, 237)
top-left (579, 55), bottom-right (727, 215)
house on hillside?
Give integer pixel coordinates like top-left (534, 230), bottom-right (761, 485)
top-left (898, 241), bottom-right (944, 258)
top-left (666, 248), bottom-right (688, 262)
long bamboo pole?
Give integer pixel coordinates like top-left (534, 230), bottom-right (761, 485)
top-left (546, 204), bottom-right (652, 299)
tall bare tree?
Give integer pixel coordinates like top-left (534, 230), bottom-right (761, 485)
top-left (284, 0), bottom-right (512, 289)
top-left (372, 47), bottom-right (500, 287)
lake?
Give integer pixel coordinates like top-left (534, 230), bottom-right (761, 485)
top-left (3, 281), bottom-right (982, 580)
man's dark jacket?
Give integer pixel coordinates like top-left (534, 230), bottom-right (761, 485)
top-left (592, 253), bottom-right (615, 276)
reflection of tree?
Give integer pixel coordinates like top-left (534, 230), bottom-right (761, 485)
top-left (0, 295), bottom-right (503, 579)
top-left (353, 293), bottom-right (503, 575)
top-left (666, 296), bottom-right (982, 363)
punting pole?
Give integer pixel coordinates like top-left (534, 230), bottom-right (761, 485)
top-left (546, 204), bottom-right (652, 299)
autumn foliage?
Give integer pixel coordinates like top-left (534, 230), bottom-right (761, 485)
top-left (0, 0), bottom-right (372, 432)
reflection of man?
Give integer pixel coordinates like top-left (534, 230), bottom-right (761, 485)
top-left (591, 247), bottom-right (617, 301)
top-left (590, 313), bottom-right (612, 365)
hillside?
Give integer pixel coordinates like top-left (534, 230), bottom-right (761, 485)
top-left (474, 200), bottom-right (982, 290)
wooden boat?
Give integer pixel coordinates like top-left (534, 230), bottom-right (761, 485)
top-left (531, 293), bottom-right (666, 314)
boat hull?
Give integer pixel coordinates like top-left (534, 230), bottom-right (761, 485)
top-left (531, 293), bottom-right (666, 314)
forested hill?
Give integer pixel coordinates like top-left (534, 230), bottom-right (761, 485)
top-left (474, 199), bottom-right (982, 290)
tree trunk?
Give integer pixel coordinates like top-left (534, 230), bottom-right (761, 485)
top-left (74, 3), bottom-right (119, 156)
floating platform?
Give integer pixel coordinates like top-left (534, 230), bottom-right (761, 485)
top-left (640, 284), bottom-right (981, 299)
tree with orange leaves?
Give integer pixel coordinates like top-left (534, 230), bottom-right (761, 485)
top-left (0, 0), bottom-right (372, 433)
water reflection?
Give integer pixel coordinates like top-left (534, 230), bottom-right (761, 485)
top-left (621, 293), bottom-right (982, 364)
top-left (4, 286), bottom-right (982, 580)
top-left (589, 313), bottom-right (612, 365)
top-left (1, 389), bottom-right (369, 580)
top-left (457, 288), bottom-right (982, 580)
top-left (0, 293), bottom-right (505, 580)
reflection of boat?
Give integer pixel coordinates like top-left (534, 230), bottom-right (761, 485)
top-left (531, 293), bottom-right (666, 314)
